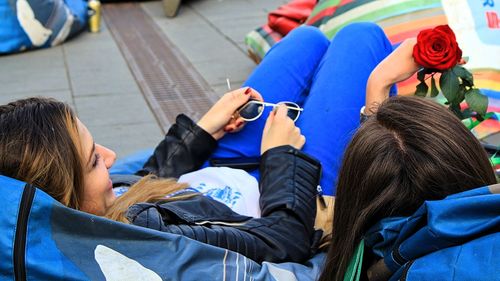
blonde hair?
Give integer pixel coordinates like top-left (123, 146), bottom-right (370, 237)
top-left (105, 175), bottom-right (190, 223)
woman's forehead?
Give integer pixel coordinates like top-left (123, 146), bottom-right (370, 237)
top-left (76, 118), bottom-right (94, 154)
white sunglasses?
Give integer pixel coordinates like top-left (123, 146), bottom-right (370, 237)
top-left (236, 100), bottom-right (303, 122)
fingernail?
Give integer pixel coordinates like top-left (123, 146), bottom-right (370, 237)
top-left (244, 87), bottom-right (252, 95)
top-left (224, 128), bottom-right (233, 132)
top-left (236, 121), bottom-right (243, 127)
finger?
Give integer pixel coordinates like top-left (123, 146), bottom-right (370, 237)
top-left (231, 111), bottom-right (241, 121)
top-left (223, 123), bottom-right (237, 133)
top-left (294, 127), bottom-right (301, 136)
top-left (227, 87), bottom-right (253, 108)
top-left (234, 116), bottom-right (246, 124)
top-left (274, 104), bottom-right (289, 120)
top-left (225, 115), bottom-right (244, 128)
top-left (224, 115), bottom-right (238, 128)
top-left (263, 107), bottom-right (275, 134)
top-left (249, 88), bottom-right (264, 101)
top-left (299, 135), bottom-right (306, 148)
top-left (233, 121), bottom-right (246, 133)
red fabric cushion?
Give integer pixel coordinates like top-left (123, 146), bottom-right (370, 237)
top-left (268, 0), bottom-right (317, 36)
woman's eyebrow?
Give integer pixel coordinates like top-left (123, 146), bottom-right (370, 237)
top-left (87, 142), bottom-right (95, 167)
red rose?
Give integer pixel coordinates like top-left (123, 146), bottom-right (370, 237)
top-left (412, 25), bottom-right (463, 71)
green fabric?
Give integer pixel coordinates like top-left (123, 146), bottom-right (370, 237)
top-left (491, 155), bottom-right (500, 166)
top-left (244, 31), bottom-right (269, 60)
top-left (462, 112), bottom-right (496, 130)
top-left (318, 0), bottom-right (441, 38)
top-left (308, 0), bottom-right (341, 19)
top-left (343, 240), bottom-right (365, 281)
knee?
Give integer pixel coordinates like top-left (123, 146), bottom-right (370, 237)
top-left (287, 26), bottom-right (330, 50)
top-left (335, 22), bottom-right (386, 43)
top-left (339, 22), bottom-right (384, 37)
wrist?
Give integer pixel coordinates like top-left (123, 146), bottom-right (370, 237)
top-left (196, 119), bottom-right (211, 133)
top-left (360, 106), bottom-right (371, 123)
top-left (196, 119), bottom-right (220, 140)
top-left (366, 72), bottom-right (392, 113)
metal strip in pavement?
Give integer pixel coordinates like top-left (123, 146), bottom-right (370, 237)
top-left (103, 3), bottom-right (217, 132)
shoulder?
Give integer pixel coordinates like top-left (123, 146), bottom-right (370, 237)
top-left (127, 195), bottom-right (251, 229)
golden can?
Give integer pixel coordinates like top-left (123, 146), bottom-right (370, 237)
top-left (88, 0), bottom-right (101, 33)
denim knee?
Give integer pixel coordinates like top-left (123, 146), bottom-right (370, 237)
top-left (290, 26), bottom-right (329, 44)
top-left (281, 25), bottom-right (330, 52)
top-left (338, 22), bottom-right (384, 38)
top-left (334, 22), bottom-right (388, 45)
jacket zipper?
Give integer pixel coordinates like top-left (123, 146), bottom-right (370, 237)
top-left (14, 184), bottom-right (35, 281)
top-left (316, 167), bottom-right (326, 208)
top-left (195, 220), bottom-right (249, 226)
top-left (392, 247), bottom-right (407, 266)
top-left (317, 185), bottom-right (326, 208)
top-left (400, 260), bottom-right (415, 281)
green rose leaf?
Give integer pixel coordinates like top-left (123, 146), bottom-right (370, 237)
top-left (453, 65), bottom-right (474, 87)
top-left (415, 81), bottom-right (429, 97)
top-left (449, 103), bottom-right (463, 119)
top-left (461, 108), bottom-right (473, 119)
top-left (417, 69), bottom-right (426, 82)
top-left (430, 76), bottom-right (439, 97)
top-left (440, 69), bottom-right (460, 104)
top-left (457, 84), bottom-right (466, 102)
top-left (465, 88), bottom-right (488, 117)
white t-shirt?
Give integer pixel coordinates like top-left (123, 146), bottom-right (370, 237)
top-left (178, 167), bottom-right (261, 218)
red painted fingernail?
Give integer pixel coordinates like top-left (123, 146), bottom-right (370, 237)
top-left (244, 87), bottom-right (252, 95)
top-left (224, 128), bottom-right (233, 132)
top-left (236, 122), bottom-right (243, 127)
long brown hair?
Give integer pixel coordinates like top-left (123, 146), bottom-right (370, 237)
top-left (319, 96), bottom-right (496, 281)
top-left (0, 97), bottom-right (85, 209)
top-left (0, 97), bottom-right (188, 222)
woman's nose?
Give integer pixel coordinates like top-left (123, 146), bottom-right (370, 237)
top-left (95, 144), bottom-right (116, 169)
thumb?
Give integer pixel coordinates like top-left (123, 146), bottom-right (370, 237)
top-left (274, 104), bottom-right (289, 120)
top-left (263, 107), bottom-right (276, 135)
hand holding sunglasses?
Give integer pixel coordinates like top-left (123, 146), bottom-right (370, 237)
top-left (261, 103), bottom-right (306, 154)
top-left (235, 99), bottom-right (303, 122)
top-left (197, 88), bottom-right (263, 140)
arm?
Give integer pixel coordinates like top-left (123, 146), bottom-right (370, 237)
top-left (136, 114), bottom-right (218, 178)
top-left (136, 88), bottom-right (262, 178)
top-left (365, 38), bottom-right (419, 114)
top-left (128, 145), bottom-right (321, 263)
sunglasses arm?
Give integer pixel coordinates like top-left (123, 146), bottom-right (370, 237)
top-left (256, 101), bottom-right (303, 112)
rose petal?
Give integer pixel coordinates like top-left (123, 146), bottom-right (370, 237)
top-left (435, 25), bottom-right (456, 40)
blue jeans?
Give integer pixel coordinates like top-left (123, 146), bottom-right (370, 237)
top-left (210, 23), bottom-right (395, 196)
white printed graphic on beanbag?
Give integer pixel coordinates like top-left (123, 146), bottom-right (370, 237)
top-left (16, 0), bottom-right (52, 46)
top-left (94, 245), bottom-right (162, 281)
top-left (266, 263), bottom-right (299, 281)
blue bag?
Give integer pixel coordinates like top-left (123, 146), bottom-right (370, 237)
top-left (0, 0), bottom-right (87, 54)
top-left (0, 175), bottom-right (324, 280)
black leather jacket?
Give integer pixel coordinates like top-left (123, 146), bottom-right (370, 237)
top-left (128, 114), bottom-right (322, 263)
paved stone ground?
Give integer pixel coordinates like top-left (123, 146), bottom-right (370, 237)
top-left (0, 0), bottom-right (286, 158)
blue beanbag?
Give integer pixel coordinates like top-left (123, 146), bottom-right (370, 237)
top-left (0, 0), bottom-right (88, 54)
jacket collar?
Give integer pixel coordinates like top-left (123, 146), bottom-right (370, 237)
top-left (364, 184), bottom-right (500, 280)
